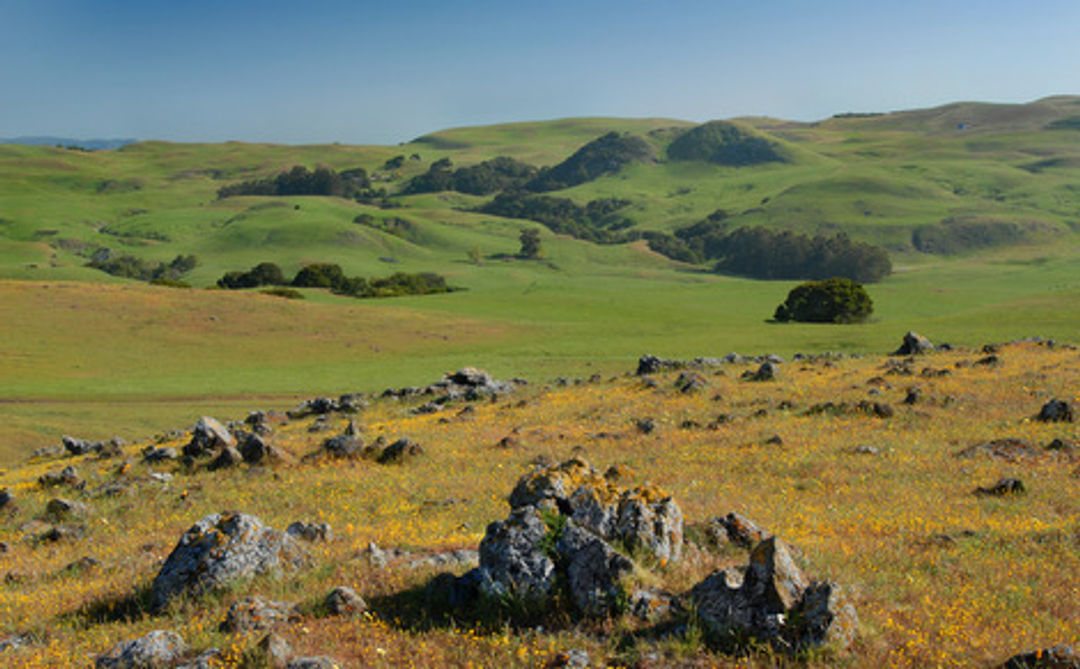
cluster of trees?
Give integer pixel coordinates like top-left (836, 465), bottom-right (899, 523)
top-left (217, 165), bottom-right (371, 199)
top-left (911, 218), bottom-right (1028, 254)
top-left (88, 253), bottom-right (197, 283)
top-left (667, 121), bottom-right (787, 167)
top-left (404, 157), bottom-right (539, 196)
top-left (217, 262), bottom-right (454, 299)
top-left (774, 278), bottom-right (874, 323)
top-left (645, 221), bottom-right (891, 283)
top-left (478, 192), bottom-right (634, 244)
top-left (524, 132), bottom-right (653, 192)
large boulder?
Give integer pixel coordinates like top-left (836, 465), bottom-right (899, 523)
top-left (150, 512), bottom-right (310, 612)
top-left (893, 331), bottom-right (934, 355)
top-left (690, 537), bottom-right (857, 652)
top-left (96, 630), bottom-right (188, 668)
top-left (476, 506), bottom-right (556, 601)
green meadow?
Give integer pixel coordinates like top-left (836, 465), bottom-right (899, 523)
top-left (2, 97), bottom-right (1080, 460)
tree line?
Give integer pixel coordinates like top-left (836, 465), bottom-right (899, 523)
top-left (216, 165), bottom-right (372, 199)
top-left (217, 262), bottom-right (455, 299)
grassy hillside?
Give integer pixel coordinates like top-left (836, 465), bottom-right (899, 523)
top-left (0, 341), bottom-right (1077, 666)
top-left (2, 98), bottom-right (1080, 461)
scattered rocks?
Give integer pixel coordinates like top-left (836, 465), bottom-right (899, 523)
top-left (95, 630), bottom-right (188, 669)
top-left (150, 512), bottom-right (310, 612)
top-left (38, 465), bottom-right (79, 488)
top-left (325, 586), bottom-right (367, 615)
top-left (1037, 399), bottom-right (1074, 423)
top-left (689, 537), bottom-right (857, 652)
top-left (975, 478), bottom-right (1026, 497)
top-left (384, 367), bottom-right (521, 403)
top-left (219, 596), bottom-right (300, 633)
top-left (286, 521), bottom-right (333, 543)
top-left (893, 331), bottom-right (934, 355)
top-left (1002, 644), bottom-right (1080, 668)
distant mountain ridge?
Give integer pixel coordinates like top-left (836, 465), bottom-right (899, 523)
top-left (0, 136), bottom-right (136, 150)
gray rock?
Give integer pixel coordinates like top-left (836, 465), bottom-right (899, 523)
top-left (711, 512), bottom-right (770, 549)
top-left (95, 630), bottom-right (188, 668)
top-left (31, 444), bottom-right (65, 459)
top-left (0, 489), bottom-right (13, 510)
top-left (175, 648), bottom-right (223, 669)
top-left (150, 512), bottom-right (310, 612)
top-left (1002, 644), bottom-right (1080, 668)
top-left (376, 438), bottom-right (423, 464)
top-left (219, 596), bottom-right (300, 632)
top-left (239, 434), bottom-right (269, 463)
top-left (556, 523), bottom-right (633, 616)
top-left (286, 521), bottom-right (333, 543)
top-left (629, 588), bottom-right (677, 621)
top-left (743, 361), bottom-right (778, 382)
top-left (787, 580), bottom-right (859, 651)
top-left (548, 648), bottom-right (590, 668)
top-left (614, 488), bottom-right (683, 564)
top-left (183, 417), bottom-right (236, 458)
top-left (325, 586), bottom-right (367, 615)
top-left (143, 447), bottom-right (178, 463)
top-left (894, 331), bottom-right (934, 355)
top-left (975, 478), bottom-right (1026, 496)
top-left (208, 446), bottom-right (243, 471)
top-left (1037, 399), bottom-right (1074, 423)
top-left (476, 506), bottom-right (556, 601)
top-left (287, 658), bottom-right (340, 669)
top-left (0, 632), bottom-right (33, 652)
top-left (258, 633), bottom-right (292, 668)
top-left (38, 465), bottom-right (79, 487)
top-left (322, 432), bottom-right (362, 458)
top-left (63, 435), bottom-right (105, 456)
top-left (45, 497), bottom-right (91, 520)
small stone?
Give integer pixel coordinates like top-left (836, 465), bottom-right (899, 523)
top-left (258, 633), bottom-right (292, 668)
top-left (45, 498), bottom-right (91, 521)
top-left (286, 521), bottom-right (333, 543)
top-left (975, 478), bottom-right (1026, 496)
top-left (325, 586), bottom-right (367, 616)
top-left (1037, 399), bottom-right (1074, 423)
top-left (219, 596), bottom-right (300, 633)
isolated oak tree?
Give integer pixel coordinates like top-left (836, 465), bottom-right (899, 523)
top-left (774, 277), bottom-right (873, 323)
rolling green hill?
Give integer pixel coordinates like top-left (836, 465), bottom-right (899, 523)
top-left (2, 98), bottom-right (1080, 458)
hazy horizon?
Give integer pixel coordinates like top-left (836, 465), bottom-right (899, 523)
top-left (4, 0), bottom-right (1079, 144)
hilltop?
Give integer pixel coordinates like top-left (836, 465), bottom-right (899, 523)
top-left (1, 96), bottom-right (1080, 459)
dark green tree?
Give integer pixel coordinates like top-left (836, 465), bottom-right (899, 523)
top-left (774, 277), bottom-right (873, 323)
top-left (519, 228), bottom-right (542, 259)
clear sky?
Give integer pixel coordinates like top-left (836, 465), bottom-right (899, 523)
top-left (3, 0), bottom-right (1079, 144)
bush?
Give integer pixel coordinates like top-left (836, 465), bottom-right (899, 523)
top-left (524, 132), bottom-right (653, 192)
top-left (217, 165), bottom-right (369, 199)
top-left (217, 262), bottom-right (286, 289)
top-left (773, 278), bottom-right (873, 323)
top-left (667, 121), bottom-right (788, 166)
top-left (477, 191), bottom-right (633, 244)
top-left (404, 156), bottom-right (538, 195)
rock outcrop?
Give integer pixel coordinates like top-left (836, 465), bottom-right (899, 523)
top-left (689, 536), bottom-right (857, 652)
top-left (150, 512), bottom-right (310, 612)
top-left (893, 331), bottom-right (934, 355)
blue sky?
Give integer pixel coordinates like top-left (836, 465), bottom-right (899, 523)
top-left (2, 0), bottom-right (1079, 144)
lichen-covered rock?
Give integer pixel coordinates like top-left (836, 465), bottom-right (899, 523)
top-left (690, 536), bottom-right (856, 652)
top-left (555, 523), bottom-right (633, 616)
top-left (219, 596), bottom-right (300, 633)
top-left (614, 487), bottom-right (683, 564)
top-left (710, 512), bottom-right (771, 549)
top-left (508, 457), bottom-right (606, 511)
top-left (258, 633), bottom-right (292, 668)
top-left (95, 630), bottom-right (188, 668)
top-left (38, 465), bottom-right (79, 487)
top-left (150, 512), bottom-right (310, 612)
top-left (325, 586), bottom-right (367, 615)
top-left (476, 506), bottom-right (556, 601)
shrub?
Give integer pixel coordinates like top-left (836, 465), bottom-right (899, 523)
top-left (524, 132), bottom-right (653, 192)
top-left (217, 165), bottom-right (369, 199)
top-left (404, 156), bottom-right (538, 195)
top-left (774, 278), bottom-right (873, 323)
top-left (217, 262), bottom-right (286, 289)
top-left (667, 121), bottom-right (788, 166)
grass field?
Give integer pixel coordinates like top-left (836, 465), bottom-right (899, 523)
top-left (0, 341), bottom-right (1077, 666)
